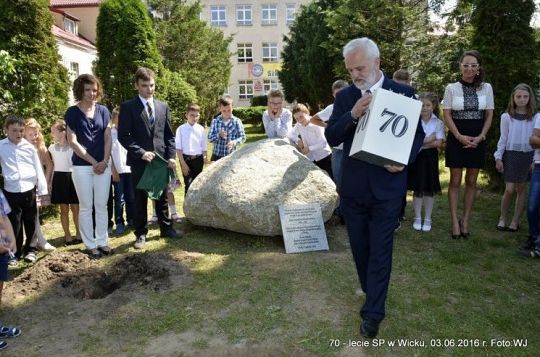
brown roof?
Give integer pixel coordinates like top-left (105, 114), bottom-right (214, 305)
top-left (50, 7), bottom-right (81, 21)
top-left (52, 25), bottom-right (96, 49)
top-left (50, 0), bottom-right (100, 7)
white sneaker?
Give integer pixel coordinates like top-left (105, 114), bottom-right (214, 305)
top-left (413, 218), bottom-right (422, 231)
top-left (24, 252), bottom-right (37, 263)
top-left (39, 242), bottom-right (56, 252)
top-left (422, 219), bottom-right (432, 232)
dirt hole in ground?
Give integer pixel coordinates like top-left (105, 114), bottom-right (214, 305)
top-left (6, 251), bottom-right (192, 301)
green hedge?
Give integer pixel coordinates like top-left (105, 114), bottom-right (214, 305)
top-left (232, 106), bottom-right (266, 126)
top-left (250, 95), bottom-right (267, 106)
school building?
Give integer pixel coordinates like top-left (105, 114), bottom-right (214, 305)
top-left (198, 0), bottom-right (311, 106)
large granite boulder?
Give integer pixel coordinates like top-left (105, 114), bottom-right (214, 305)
top-left (183, 138), bottom-right (338, 236)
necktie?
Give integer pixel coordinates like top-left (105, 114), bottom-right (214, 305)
top-left (147, 102), bottom-right (155, 126)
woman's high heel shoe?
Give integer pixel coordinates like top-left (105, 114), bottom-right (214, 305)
top-left (459, 219), bottom-right (470, 239)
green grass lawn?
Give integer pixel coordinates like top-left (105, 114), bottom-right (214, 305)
top-left (3, 124), bottom-right (540, 356)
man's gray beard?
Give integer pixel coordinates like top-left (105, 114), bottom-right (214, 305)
top-left (353, 71), bottom-right (378, 90)
top-left (354, 81), bottom-right (372, 90)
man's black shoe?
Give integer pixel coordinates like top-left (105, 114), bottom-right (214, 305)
top-left (360, 318), bottom-right (379, 339)
top-left (160, 228), bottom-right (183, 239)
top-left (520, 236), bottom-right (536, 250)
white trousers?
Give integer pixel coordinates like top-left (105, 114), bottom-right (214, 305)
top-left (72, 165), bottom-right (111, 249)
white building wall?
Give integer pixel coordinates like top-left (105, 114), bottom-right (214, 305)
top-left (57, 41), bottom-right (97, 103)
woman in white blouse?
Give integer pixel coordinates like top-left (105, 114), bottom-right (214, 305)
top-left (443, 50), bottom-right (494, 239)
top-left (494, 83), bottom-right (537, 232)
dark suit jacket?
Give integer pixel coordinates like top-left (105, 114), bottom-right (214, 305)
top-left (325, 76), bottom-right (425, 200)
top-left (118, 97), bottom-right (176, 167)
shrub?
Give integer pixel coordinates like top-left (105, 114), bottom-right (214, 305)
top-left (232, 106), bottom-right (266, 126)
top-left (250, 95), bottom-right (267, 107)
top-left (157, 69), bottom-right (197, 129)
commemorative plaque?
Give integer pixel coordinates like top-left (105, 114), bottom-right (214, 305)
top-left (278, 203), bottom-right (329, 254)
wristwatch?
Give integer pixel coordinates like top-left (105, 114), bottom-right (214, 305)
top-left (481, 134), bottom-right (486, 141)
top-left (351, 111), bottom-right (359, 124)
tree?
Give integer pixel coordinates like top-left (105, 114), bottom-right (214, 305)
top-left (470, 0), bottom-right (538, 185)
top-left (326, 0), bottom-right (434, 79)
top-left (0, 0), bottom-right (69, 129)
top-left (95, 0), bottom-right (163, 108)
top-left (149, 0), bottom-right (232, 122)
top-left (279, 0), bottom-right (340, 110)
top-left (159, 68), bottom-right (197, 128)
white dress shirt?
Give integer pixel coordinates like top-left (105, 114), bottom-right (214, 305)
top-left (138, 95), bottom-right (155, 118)
top-left (494, 112), bottom-right (537, 160)
top-left (262, 108), bottom-right (292, 138)
top-left (111, 127), bottom-right (131, 174)
top-left (420, 115), bottom-right (446, 151)
top-left (288, 122), bottom-right (331, 162)
top-left (175, 122), bottom-right (207, 155)
top-left (316, 103), bottom-right (344, 151)
top-left (0, 138), bottom-right (47, 195)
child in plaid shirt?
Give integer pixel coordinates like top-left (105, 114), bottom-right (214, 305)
top-left (208, 96), bottom-right (246, 161)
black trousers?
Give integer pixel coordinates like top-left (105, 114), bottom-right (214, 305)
top-left (3, 189), bottom-right (38, 258)
top-left (314, 155), bottom-right (334, 180)
top-left (341, 195), bottom-right (401, 322)
top-left (182, 155), bottom-right (204, 193)
top-left (130, 163), bottom-right (171, 237)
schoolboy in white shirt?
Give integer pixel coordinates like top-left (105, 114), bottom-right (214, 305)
top-left (176, 103), bottom-right (208, 193)
top-left (0, 115), bottom-right (47, 266)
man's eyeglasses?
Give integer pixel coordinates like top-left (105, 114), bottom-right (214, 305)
top-left (269, 102), bottom-right (282, 106)
top-left (461, 64), bottom-right (479, 69)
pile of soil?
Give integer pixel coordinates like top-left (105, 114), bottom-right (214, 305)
top-left (5, 251), bottom-right (192, 301)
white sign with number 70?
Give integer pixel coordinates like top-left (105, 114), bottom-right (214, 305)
top-left (349, 88), bottom-right (422, 166)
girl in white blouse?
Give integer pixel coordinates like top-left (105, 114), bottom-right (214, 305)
top-left (407, 93), bottom-right (445, 232)
top-left (494, 83), bottom-right (537, 232)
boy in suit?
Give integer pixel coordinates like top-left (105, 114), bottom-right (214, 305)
top-left (118, 67), bottom-right (181, 250)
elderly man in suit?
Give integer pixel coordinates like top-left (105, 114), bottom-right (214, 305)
top-left (325, 38), bottom-right (424, 338)
top-left (118, 67), bottom-right (181, 249)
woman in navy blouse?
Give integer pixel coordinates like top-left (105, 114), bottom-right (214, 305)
top-left (65, 74), bottom-right (112, 259)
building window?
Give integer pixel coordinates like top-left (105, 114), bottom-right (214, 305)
top-left (261, 4), bottom-right (277, 25)
top-left (239, 80), bottom-right (254, 99)
top-left (262, 42), bottom-right (278, 62)
top-left (263, 79), bottom-right (279, 92)
top-left (286, 4), bottom-right (296, 25)
top-left (236, 5), bottom-right (252, 26)
top-left (237, 43), bottom-right (253, 63)
top-left (211, 5), bottom-right (227, 27)
top-left (63, 18), bottom-right (77, 34)
top-left (69, 62), bottom-right (79, 79)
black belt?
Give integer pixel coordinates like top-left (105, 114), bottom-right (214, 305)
top-left (183, 154), bottom-right (203, 161)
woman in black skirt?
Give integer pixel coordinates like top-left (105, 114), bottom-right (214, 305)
top-left (443, 50), bottom-right (494, 239)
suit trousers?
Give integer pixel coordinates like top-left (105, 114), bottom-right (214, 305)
top-left (182, 156), bottom-right (204, 193)
top-left (341, 195), bottom-right (401, 322)
top-left (3, 189), bottom-right (38, 258)
top-left (131, 162), bottom-right (171, 237)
